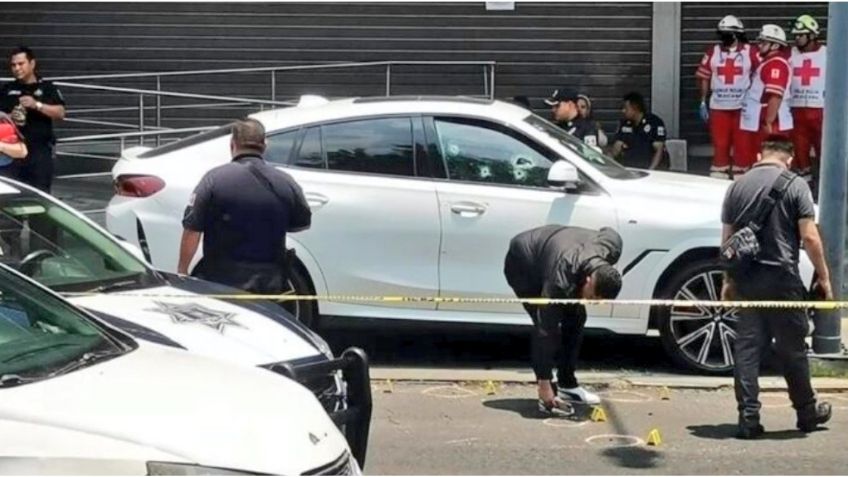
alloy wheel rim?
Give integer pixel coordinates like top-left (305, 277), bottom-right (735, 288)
top-left (670, 270), bottom-right (739, 370)
top-left (280, 279), bottom-right (301, 321)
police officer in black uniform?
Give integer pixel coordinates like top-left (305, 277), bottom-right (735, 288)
top-left (0, 47), bottom-right (65, 192)
top-left (544, 88), bottom-right (599, 146)
top-left (178, 118), bottom-right (311, 296)
top-left (611, 92), bottom-right (667, 170)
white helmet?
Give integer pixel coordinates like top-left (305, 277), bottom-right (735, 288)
top-left (717, 15), bottom-right (745, 33)
top-left (758, 24), bottom-right (788, 46)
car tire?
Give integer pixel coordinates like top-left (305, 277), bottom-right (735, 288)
top-left (656, 258), bottom-right (738, 375)
top-left (282, 264), bottom-right (319, 329)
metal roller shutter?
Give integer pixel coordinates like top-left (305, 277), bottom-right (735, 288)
top-left (0, 1), bottom-right (653, 144)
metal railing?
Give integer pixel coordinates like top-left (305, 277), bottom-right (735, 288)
top-left (15, 60), bottom-right (496, 161)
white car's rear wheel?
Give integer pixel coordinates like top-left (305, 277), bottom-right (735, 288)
top-left (280, 265), bottom-right (318, 329)
top-left (657, 259), bottom-right (738, 375)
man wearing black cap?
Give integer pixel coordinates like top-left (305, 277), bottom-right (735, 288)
top-left (544, 88), bottom-right (599, 147)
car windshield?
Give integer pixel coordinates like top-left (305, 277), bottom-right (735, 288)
top-left (523, 114), bottom-right (640, 180)
top-left (0, 265), bottom-right (124, 383)
top-left (0, 195), bottom-right (161, 293)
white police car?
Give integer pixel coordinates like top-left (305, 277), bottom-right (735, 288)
top-left (0, 262), bottom-right (359, 475)
top-left (0, 177), bottom-right (370, 464)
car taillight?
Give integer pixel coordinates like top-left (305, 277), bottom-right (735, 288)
top-left (114, 175), bottom-right (166, 198)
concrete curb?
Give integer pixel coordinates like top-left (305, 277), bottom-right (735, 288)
top-left (371, 367), bottom-right (848, 392)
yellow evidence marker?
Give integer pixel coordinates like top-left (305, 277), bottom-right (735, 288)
top-left (647, 428), bottom-right (663, 446)
top-left (590, 406), bottom-right (608, 422)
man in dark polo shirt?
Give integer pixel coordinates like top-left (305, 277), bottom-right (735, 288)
top-left (611, 92), bottom-right (667, 170)
top-left (544, 88), bottom-right (599, 147)
top-left (178, 118), bottom-right (311, 295)
top-left (721, 135), bottom-right (832, 439)
top-left (0, 47), bottom-right (65, 192)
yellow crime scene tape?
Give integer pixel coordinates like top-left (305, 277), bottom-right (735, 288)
top-left (57, 292), bottom-right (847, 310)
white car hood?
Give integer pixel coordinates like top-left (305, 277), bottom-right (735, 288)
top-left (68, 285), bottom-right (325, 366)
top-left (609, 170), bottom-right (730, 205)
top-left (607, 170), bottom-right (729, 228)
top-left (0, 344), bottom-right (348, 475)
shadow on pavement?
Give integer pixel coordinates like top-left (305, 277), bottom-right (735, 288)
top-left (323, 326), bottom-right (672, 373)
top-left (593, 400), bottom-right (664, 469)
top-left (482, 398), bottom-right (545, 419)
top-left (599, 446), bottom-right (664, 470)
top-left (687, 423), bottom-right (809, 441)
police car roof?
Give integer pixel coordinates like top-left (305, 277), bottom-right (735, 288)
top-left (249, 96), bottom-right (531, 133)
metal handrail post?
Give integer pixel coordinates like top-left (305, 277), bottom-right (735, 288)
top-left (271, 70), bottom-right (277, 102)
top-left (490, 64), bottom-right (496, 100)
top-left (155, 76), bottom-right (162, 147)
top-left (385, 64), bottom-right (391, 96)
top-left (138, 94), bottom-right (145, 147)
top-left (483, 65), bottom-right (489, 98)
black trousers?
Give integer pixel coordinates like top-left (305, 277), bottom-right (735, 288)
top-left (192, 257), bottom-right (286, 295)
top-left (6, 144), bottom-right (55, 193)
top-left (733, 264), bottom-right (816, 421)
top-left (504, 250), bottom-right (586, 388)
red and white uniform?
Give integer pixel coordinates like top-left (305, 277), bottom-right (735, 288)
top-left (789, 43), bottom-right (826, 177)
top-left (737, 50), bottom-right (794, 170)
top-left (695, 43), bottom-right (759, 174)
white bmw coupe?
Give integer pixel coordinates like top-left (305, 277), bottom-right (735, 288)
top-left (106, 96), bottom-right (813, 374)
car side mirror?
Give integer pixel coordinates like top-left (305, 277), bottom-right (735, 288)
top-left (547, 161), bottom-right (580, 189)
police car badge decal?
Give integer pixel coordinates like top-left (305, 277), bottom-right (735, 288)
top-left (147, 300), bottom-right (246, 333)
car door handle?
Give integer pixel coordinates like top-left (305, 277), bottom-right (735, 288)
top-left (305, 192), bottom-right (329, 209)
top-left (450, 202), bottom-right (487, 217)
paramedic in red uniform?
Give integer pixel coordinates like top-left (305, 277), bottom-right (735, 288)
top-left (737, 24), bottom-right (793, 177)
top-left (789, 14), bottom-right (826, 188)
top-left (696, 15), bottom-right (759, 179)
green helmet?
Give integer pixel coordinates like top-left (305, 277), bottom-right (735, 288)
top-left (791, 14), bottom-right (820, 36)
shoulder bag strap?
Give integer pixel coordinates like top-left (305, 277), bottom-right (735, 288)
top-left (748, 170), bottom-right (797, 232)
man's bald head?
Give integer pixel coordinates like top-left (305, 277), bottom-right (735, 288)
top-left (231, 118), bottom-right (266, 155)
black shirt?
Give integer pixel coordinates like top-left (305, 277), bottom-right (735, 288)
top-left (182, 154), bottom-right (311, 263)
top-left (506, 225), bottom-right (622, 299)
top-left (613, 113), bottom-right (667, 169)
top-left (721, 163), bottom-right (815, 274)
top-left (557, 117), bottom-right (599, 147)
top-left (0, 78), bottom-right (65, 146)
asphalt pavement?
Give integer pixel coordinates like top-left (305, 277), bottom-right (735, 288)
top-left (366, 382), bottom-right (848, 475)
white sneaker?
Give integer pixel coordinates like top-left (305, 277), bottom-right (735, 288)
top-left (558, 386), bottom-right (601, 405)
top-left (538, 397), bottom-right (574, 417)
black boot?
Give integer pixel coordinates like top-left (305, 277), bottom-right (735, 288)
top-left (797, 401), bottom-right (832, 432)
top-left (737, 415), bottom-right (764, 439)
